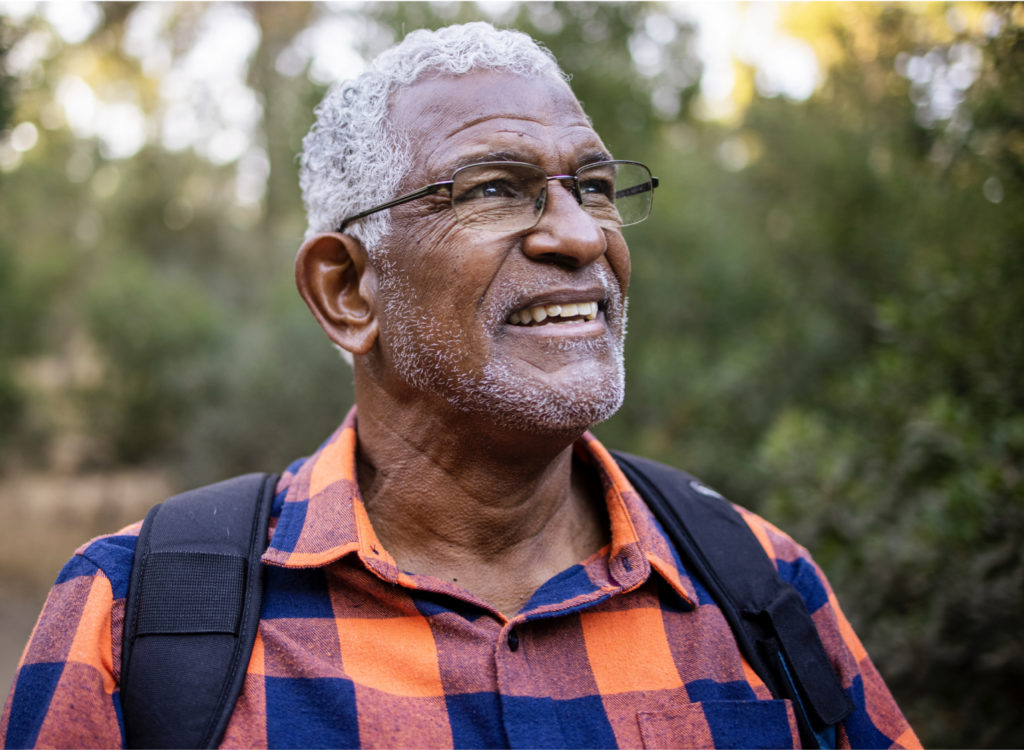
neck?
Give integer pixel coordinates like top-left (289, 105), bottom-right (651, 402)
top-left (351, 372), bottom-right (609, 616)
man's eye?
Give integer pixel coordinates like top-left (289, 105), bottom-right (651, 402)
top-left (580, 178), bottom-right (615, 200)
top-left (459, 178), bottom-right (521, 202)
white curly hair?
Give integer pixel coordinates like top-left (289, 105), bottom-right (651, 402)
top-left (298, 22), bottom-right (570, 254)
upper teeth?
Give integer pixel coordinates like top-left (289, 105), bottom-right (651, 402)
top-left (508, 301), bottom-right (599, 325)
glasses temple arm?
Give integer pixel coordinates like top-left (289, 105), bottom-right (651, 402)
top-left (337, 182), bottom-right (452, 232)
top-left (614, 176), bottom-right (659, 200)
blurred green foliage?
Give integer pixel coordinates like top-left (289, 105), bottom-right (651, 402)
top-left (0, 2), bottom-right (1021, 746)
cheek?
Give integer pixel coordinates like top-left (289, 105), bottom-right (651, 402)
top-left (400, 226), bottom-right (510, 308)
top-left (378, 247), bottom-right (491, 340)
top-left (380, 220), bottom-right (461, 296)
top-left (605, 232), bottom-right (631, 295)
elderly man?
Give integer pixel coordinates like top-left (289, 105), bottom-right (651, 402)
top-left (3, 23), bottom-right (917, 750)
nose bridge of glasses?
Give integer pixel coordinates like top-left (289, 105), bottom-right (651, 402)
top-left (533, 176), bottom-right (602, 235)
top-left (545, 174), bottom-right (582, 204)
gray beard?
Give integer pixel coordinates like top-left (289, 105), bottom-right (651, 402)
top-left (373, 259), bottom-right (627, 435)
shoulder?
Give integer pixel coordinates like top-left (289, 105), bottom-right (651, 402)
top-left (1, 524), bottom-right (144, 748)
top-left (612, 448), bottom-right (836, 616)
top-left (731, 502), bottom-right (809, 563)
top-left (730, 503), bottom-right (836, 616)
top-left (611, 450), bottom-right (828, 586)
top-left (64, 521), bottom-right (143, 602)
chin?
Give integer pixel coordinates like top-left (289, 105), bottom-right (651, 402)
top-left (448, 356), bottom-right (627, 437)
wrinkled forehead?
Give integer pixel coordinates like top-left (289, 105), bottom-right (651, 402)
top-left (389, 71), bottom-right (605, 181)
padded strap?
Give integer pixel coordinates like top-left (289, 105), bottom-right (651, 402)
top-left (612, 451), bottom-right (853, 747)
top-left (121, 472), bottom-right (278, 749)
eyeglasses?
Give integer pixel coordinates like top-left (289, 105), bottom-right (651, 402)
top-left (337, 160), bottom-right (658, 233)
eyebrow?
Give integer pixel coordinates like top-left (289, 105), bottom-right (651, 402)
top-left (448, 151), bottom-right (522, 172)
top-left (575, 150), bottom-right (615, 168)
top-left (446, 148), bottom-right (614, 176)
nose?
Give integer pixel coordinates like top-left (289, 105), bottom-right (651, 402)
top-left (521, 180), bottom-right (607, 268)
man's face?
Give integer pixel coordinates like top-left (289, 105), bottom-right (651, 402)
top-left (370, 70), bottom-right (631, 436)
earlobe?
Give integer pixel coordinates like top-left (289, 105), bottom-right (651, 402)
top-left (295, 233), bottom-right (379, 355)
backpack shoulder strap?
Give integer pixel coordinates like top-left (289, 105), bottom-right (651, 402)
top-left (121, 472), bottom-right (279, 749)
top-left (611, 450), bottom-right (854, 749)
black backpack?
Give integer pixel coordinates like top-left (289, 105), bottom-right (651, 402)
top-left (121, 453), bottom-right (852, 749)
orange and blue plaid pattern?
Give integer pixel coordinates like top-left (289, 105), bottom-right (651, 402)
top-left (2, 408), bottom-right (919, 748)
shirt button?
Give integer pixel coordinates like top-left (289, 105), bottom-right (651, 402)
top-left (507, 630), bottom-right (519, 652)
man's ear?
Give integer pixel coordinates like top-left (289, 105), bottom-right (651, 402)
top-left (295, 233), bottom-right (379, 355)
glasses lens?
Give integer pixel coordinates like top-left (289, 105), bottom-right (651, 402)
top-left (447, 161), bottom-right (654, 231)
top-left (450, 163), bottom-right (546, 232)
top-left (578, 161), bottom-right (654, 228)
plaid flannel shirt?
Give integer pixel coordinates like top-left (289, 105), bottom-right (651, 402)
top-left (2, 408), bottom-right (919, 748)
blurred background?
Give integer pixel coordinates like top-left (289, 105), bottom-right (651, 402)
top-left (0, 2), bottom-right (1021, 745)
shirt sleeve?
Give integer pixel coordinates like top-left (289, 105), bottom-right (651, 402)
top-left (1, 531), bottom-right (137, 750)
top-left (737, 508), bottom-right (922, 750)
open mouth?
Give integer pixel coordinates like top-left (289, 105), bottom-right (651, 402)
top-left (507, 301), bottom-right (600, 326)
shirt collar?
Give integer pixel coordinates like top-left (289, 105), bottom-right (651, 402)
top-left (263, 407), bottom-right (696, 608)
top-left (575, 432), bottom-right (698, 607)
top-left (262, 408), bottom-right (403, 582)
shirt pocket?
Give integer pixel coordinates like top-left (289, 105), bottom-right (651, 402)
top-left (638, 700), bottom-right (799, 749)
